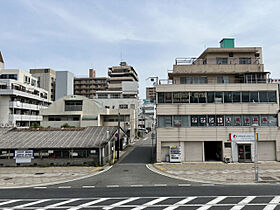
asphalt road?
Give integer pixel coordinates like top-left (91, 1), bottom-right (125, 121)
top-left (1, 134), bottom-right (280, 209)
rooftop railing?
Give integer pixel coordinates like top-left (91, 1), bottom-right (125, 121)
top-left (175, 57), bottom-right (260, 65)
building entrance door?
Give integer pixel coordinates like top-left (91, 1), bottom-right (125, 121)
top-left (238, 144), bottom-right (251, 162)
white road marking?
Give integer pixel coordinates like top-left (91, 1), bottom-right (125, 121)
top-left (132, 197), bottom-right (169, 210)
top-left (197, 196), bottom-right (227, 210)
top-left (33, 187), bottom-right (47, 189)
top-left (0, 200), bottom-right (21, 206)
top-left (106, 185), bottom-right (119, 188)
top-left (68, 198), bottom-right (109, 210)
top-left (58, 186), bottom-right (71, 189)
top-left (163, 196), bottom-right (197, 210)
top-left (202, 184), bottom-right (215, 186)
top-left (39, 198), bottom-right (79, 209)
top-left (263, 196), bottom-right (280, 210)
top-left (130, 185), bottom-right (143, 187)
top-left (12, 199), bottom-right (49, 208)
top-left (103, 197), bottom-right (140, 209)
top-left (230, 196), bottom-right (256, 210)
top-left (143, 137), bottom-right (148, 141)
top-left (178, 184), bottom-right (191, 187)
top-left (82, 186), bottom-right (95, 188)
top-left (154, 184), bottom-right (167, 187)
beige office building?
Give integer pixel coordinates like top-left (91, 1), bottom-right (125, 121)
top-left (30, 68), bottom-right (56, 101)
top-left (156, 38), bottom-right (280, 163)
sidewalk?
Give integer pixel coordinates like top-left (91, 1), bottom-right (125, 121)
top-left (0, 166), bottom-right (110, 189)
top-left (150, 161), bottom-right (280, 184)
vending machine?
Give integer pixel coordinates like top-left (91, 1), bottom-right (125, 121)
top-left (169, 146), bottom-right (181, 163)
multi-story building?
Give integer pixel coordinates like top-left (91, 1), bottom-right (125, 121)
top-left (139, 99), bottom-right (156, 131)
top-left (55, 71), bottom-right (74, 101)
top-left (0, 69), bottom-right (50, 127)
top-left (0, 51), bottom-right (4, 69)
top-left (146, 87), bottom-right (156, 103)
top-left (156, 38), bottom-right (280, 163)
top-left (74, 69), bottom-right (108, 99)
top-left (30, 68), bottom-right (56, 101)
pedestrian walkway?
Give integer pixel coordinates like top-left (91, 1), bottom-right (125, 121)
top-left (0, 166), bottom-right (110, 189)
top-left (149, 161), bottom-right (280, 184)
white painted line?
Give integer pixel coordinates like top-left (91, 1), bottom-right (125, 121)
top-left (104, 197), bottom-right (140, 210)
top-left (0, 200), bottom-right (21, 206)
top-left (263, 196), bottom-right (280, 210)
top-left (12, 199), bottom-right (50, 208)
top-left (68, 198), bottom-right (109, 210)
top-left (58, 186), bottom-right (71, 189)
top-left (132, 197), bottom-right (169, 210)
top-left (143, 137), bottom-right (148, 141)
top-left (106, 185), bottom-right (119, 188)
top-left (202, 184), bottom-right (215, 186)
top-left (164, 196), bottom-right (197, 210)
top-left (40, 198), bottom-right (79, 209)
top-left (82, 186), bottom-right (95, 188)
top-left (130, 185), bottom-right (143, 187)
top-left (154, 184), bottom-right (167, 187)
top-left (34, 187), bottom-right (47, 189)
top-left (230, 196), bottom-right (256, 210)
top-left (178, 184), bottom-right (191, 187)
top-left (197, 196), bottom-right (227, 210)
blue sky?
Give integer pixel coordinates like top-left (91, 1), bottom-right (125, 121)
top-left (1, 0), bottom-right (280, 98)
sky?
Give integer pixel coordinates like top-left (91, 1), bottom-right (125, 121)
top-left (1, 0), bottom-right (280, 99)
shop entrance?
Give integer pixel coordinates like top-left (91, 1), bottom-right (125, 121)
top-left (204, 141), bottom-right (222, 161)
top-left (238, 144), bottom-right (252, 162)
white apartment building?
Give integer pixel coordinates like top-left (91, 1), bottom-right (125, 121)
top-left (156, 38), bottom-right (280, 163)
top-left (0, 69), bottom-right (50, 127)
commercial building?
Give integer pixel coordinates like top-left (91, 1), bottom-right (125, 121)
top-left (30, 68), bottom-right (56, 101)
top-left (139, 99), bottom-right (156, 131)
top-left (146, 87), bottom-right (156, 103)
top-left (0, 69), bottom-right (50, 127)
top-left (0, 126), bottom-right (117, 166)
top-left (156, 38), bottom-right (280, 163)
top-left (74, 69), bottom-right (108, 99)
top-left (55, 71), bottom-right (74, 101)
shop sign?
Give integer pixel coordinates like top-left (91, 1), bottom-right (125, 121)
top-left (229, 133), bottom-right (258, 141)
top-left (14, 150), bottom-right (33, 163)
top-left (169, 146), bottom-right (181, 163)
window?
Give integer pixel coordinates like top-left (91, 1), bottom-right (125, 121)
top-left (180, 77), bottom-right (186, 84)
top-left (181, 92), bottom-right (190, 103)
top-left (243, 115), bottom-right (251, 126)
top-left (224, 142), bottom-right (231, 148)
top-left (111, 94), bottom-right (120, 99)
top-left (207, 92), bottom-right (214, 103)
top-left (199, 115), bottom-right (207, 126)
top-left (225, 115), bottom-right (233, 126)
top-left (208, 115), bottom-right (216, 126)
top-left (224, 92), bottom-right (233, 103)
top-left (233, 115), bottom-right (242, 126)
top-left (48, 116), bottom-right (61, 121)
top-left (119, 104), bottom-right (128, 109)
top-left (216, 115), bottom-right (224, 126)
top-left (268, 91), bottom-right (277, 103)
top-left (191, 116), bottom-right (198, 126)
top-left (239, 57), bottom-right (251, 64)
top-left (242, 92), bottom-right (249, 102)
top-left (173, 92), bottom-right (181, 103)
top-left (261, 115), bottom-right (269, 126)
top-left (233, 92), bottom-right (241, 103)
top-left (180, 77), bottom-right (208, 84)
top-left (98, 94), bottom-right (108, 99)
top-left (249, 92), bottom-right (259, 103)
top-left (259, 91), bottom-right (268, 102)
top-left (198, 92), bottom-right (206, 103)
top-left (158, 93), bottom-right (164, 103)
top-left (65, 101), bottom-right (83, 111)
top-left (268, 115), bottom-right (277, 126)
top-left (217, 76), bottom-right (229, 84)
top-left (164, 92), bottom-right (172, 103)
top-left (251, 115), bottom-right (259, 125)
top-left (158, 116), bottom-right (172, 127)
top-left (190, 92), bottom-right (199, 103)
top-left (214, 92), bottom-right (223, 103)
top-left (216, 58), bottom-right (228, 64)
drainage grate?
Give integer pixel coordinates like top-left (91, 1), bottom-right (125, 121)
top-left (260, 176), bottom-right (277, 181)
top-left (34, 172), bottom-right (45, 175)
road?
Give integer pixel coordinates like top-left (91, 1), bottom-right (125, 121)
top-left (0, 134), bottom-right (280, 209)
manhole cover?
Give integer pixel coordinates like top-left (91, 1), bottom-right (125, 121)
top-left (4, 177), bottom-right (12, 181)
top-left (34, 173), bottom-right (45, 175)
top-left (261, 176), bottom-right (276, 181)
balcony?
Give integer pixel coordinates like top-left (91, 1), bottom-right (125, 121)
top-left (175, 57), bottom-right (260, 65)
top-left (9, 101), bottom-right (48, 111)
top-left (9, 114), bottom-right (43, 121)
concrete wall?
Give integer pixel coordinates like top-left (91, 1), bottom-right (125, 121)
top-left (55, 71), bottom-right (74, 100)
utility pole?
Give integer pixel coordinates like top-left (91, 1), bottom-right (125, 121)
top-left (253, 125), bottom-right (258, 182)
top-left (117, 108), bottom-right (120, 159)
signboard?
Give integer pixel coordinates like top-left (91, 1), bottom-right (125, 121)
top-left (229, 133), bottom-right (258, 142)
top-left (14, 150), bottom-right (33, 163)
top-left (169, 146), bottom-right (181, 163)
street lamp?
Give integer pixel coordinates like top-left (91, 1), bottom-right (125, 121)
top-left (251, 123), bottom-right (258, 182)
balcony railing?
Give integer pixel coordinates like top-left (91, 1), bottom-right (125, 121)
top-left (9, 101), bottom-right (48, 110)
top-left (9, 114), bottom-right (43, 121)
top-left (175, 57), bottom-right (260, 65)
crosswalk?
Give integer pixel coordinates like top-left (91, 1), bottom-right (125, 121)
top-left (0, 196), bottom-right (280, 209)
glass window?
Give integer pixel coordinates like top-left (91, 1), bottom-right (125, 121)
top-left (199, 115), bottom-right (207, 126)
top-left (259, 91), bottom-right (268, 102)
top-left (173, 92), bottom-right (181, 103)
top-left (224, 92), bottom-right (233, 103)
top-left (193, 77), bottom-right (199, 84)
top-left (190, 92), bottom-right (199, 103)
top-left (251, 115), bottom-right (259, 125)
top-left (181, 116), bottom-right (189, 127)
top-left (181, 92), bottom-right (190, 103)
top-left (158, 93), bottom-right (164, 103)
top-left (180, 77), bottom-right (186, 84)
top-left (242, 92), bottom-right (249, 102)
top-left (200, 77), bottom-right (208, 84)
top-left (158, 116), bottom-right (172, 127)
top-left (225, 115), bottom-right (233, 126)
top-left (250, 92), bottom-right (259, 103)
top-left (173, 116), bottom-right (182, 127)
top-left (233, 92), bottom-right (241, 103)
top-left (243, 115), bottom-right (251, 126)
top-left (214, 92), bottom-right (223, 103)
top-left (268, 115), bottom-right (277, 126)
top-left (186, 77), bottom-right (192, 84)
top-left (217, 76), bottom-right (223, 84)
top-left (208, 115), bottom-right (216, 126)
top-left (207, 92), bottom-right (214, 103)
top-left (261, 115), bottom-right (269, 126)
top-left (191, 116), bottom-right (198, 126)
top-left (216, 58), bottom-right (228, 64)
top-left (216, 115), bottom-right (224, 126)
top-left (239, 57), bottom-right (251, 64)
top-left (268, 91), bottom-right (277, 103)
top-left (198, 92), bottom-right (206, 103)
top-left (233, 115), bottom-right (242, 126)
top-left (164, 93), bottom-right (172, 103)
